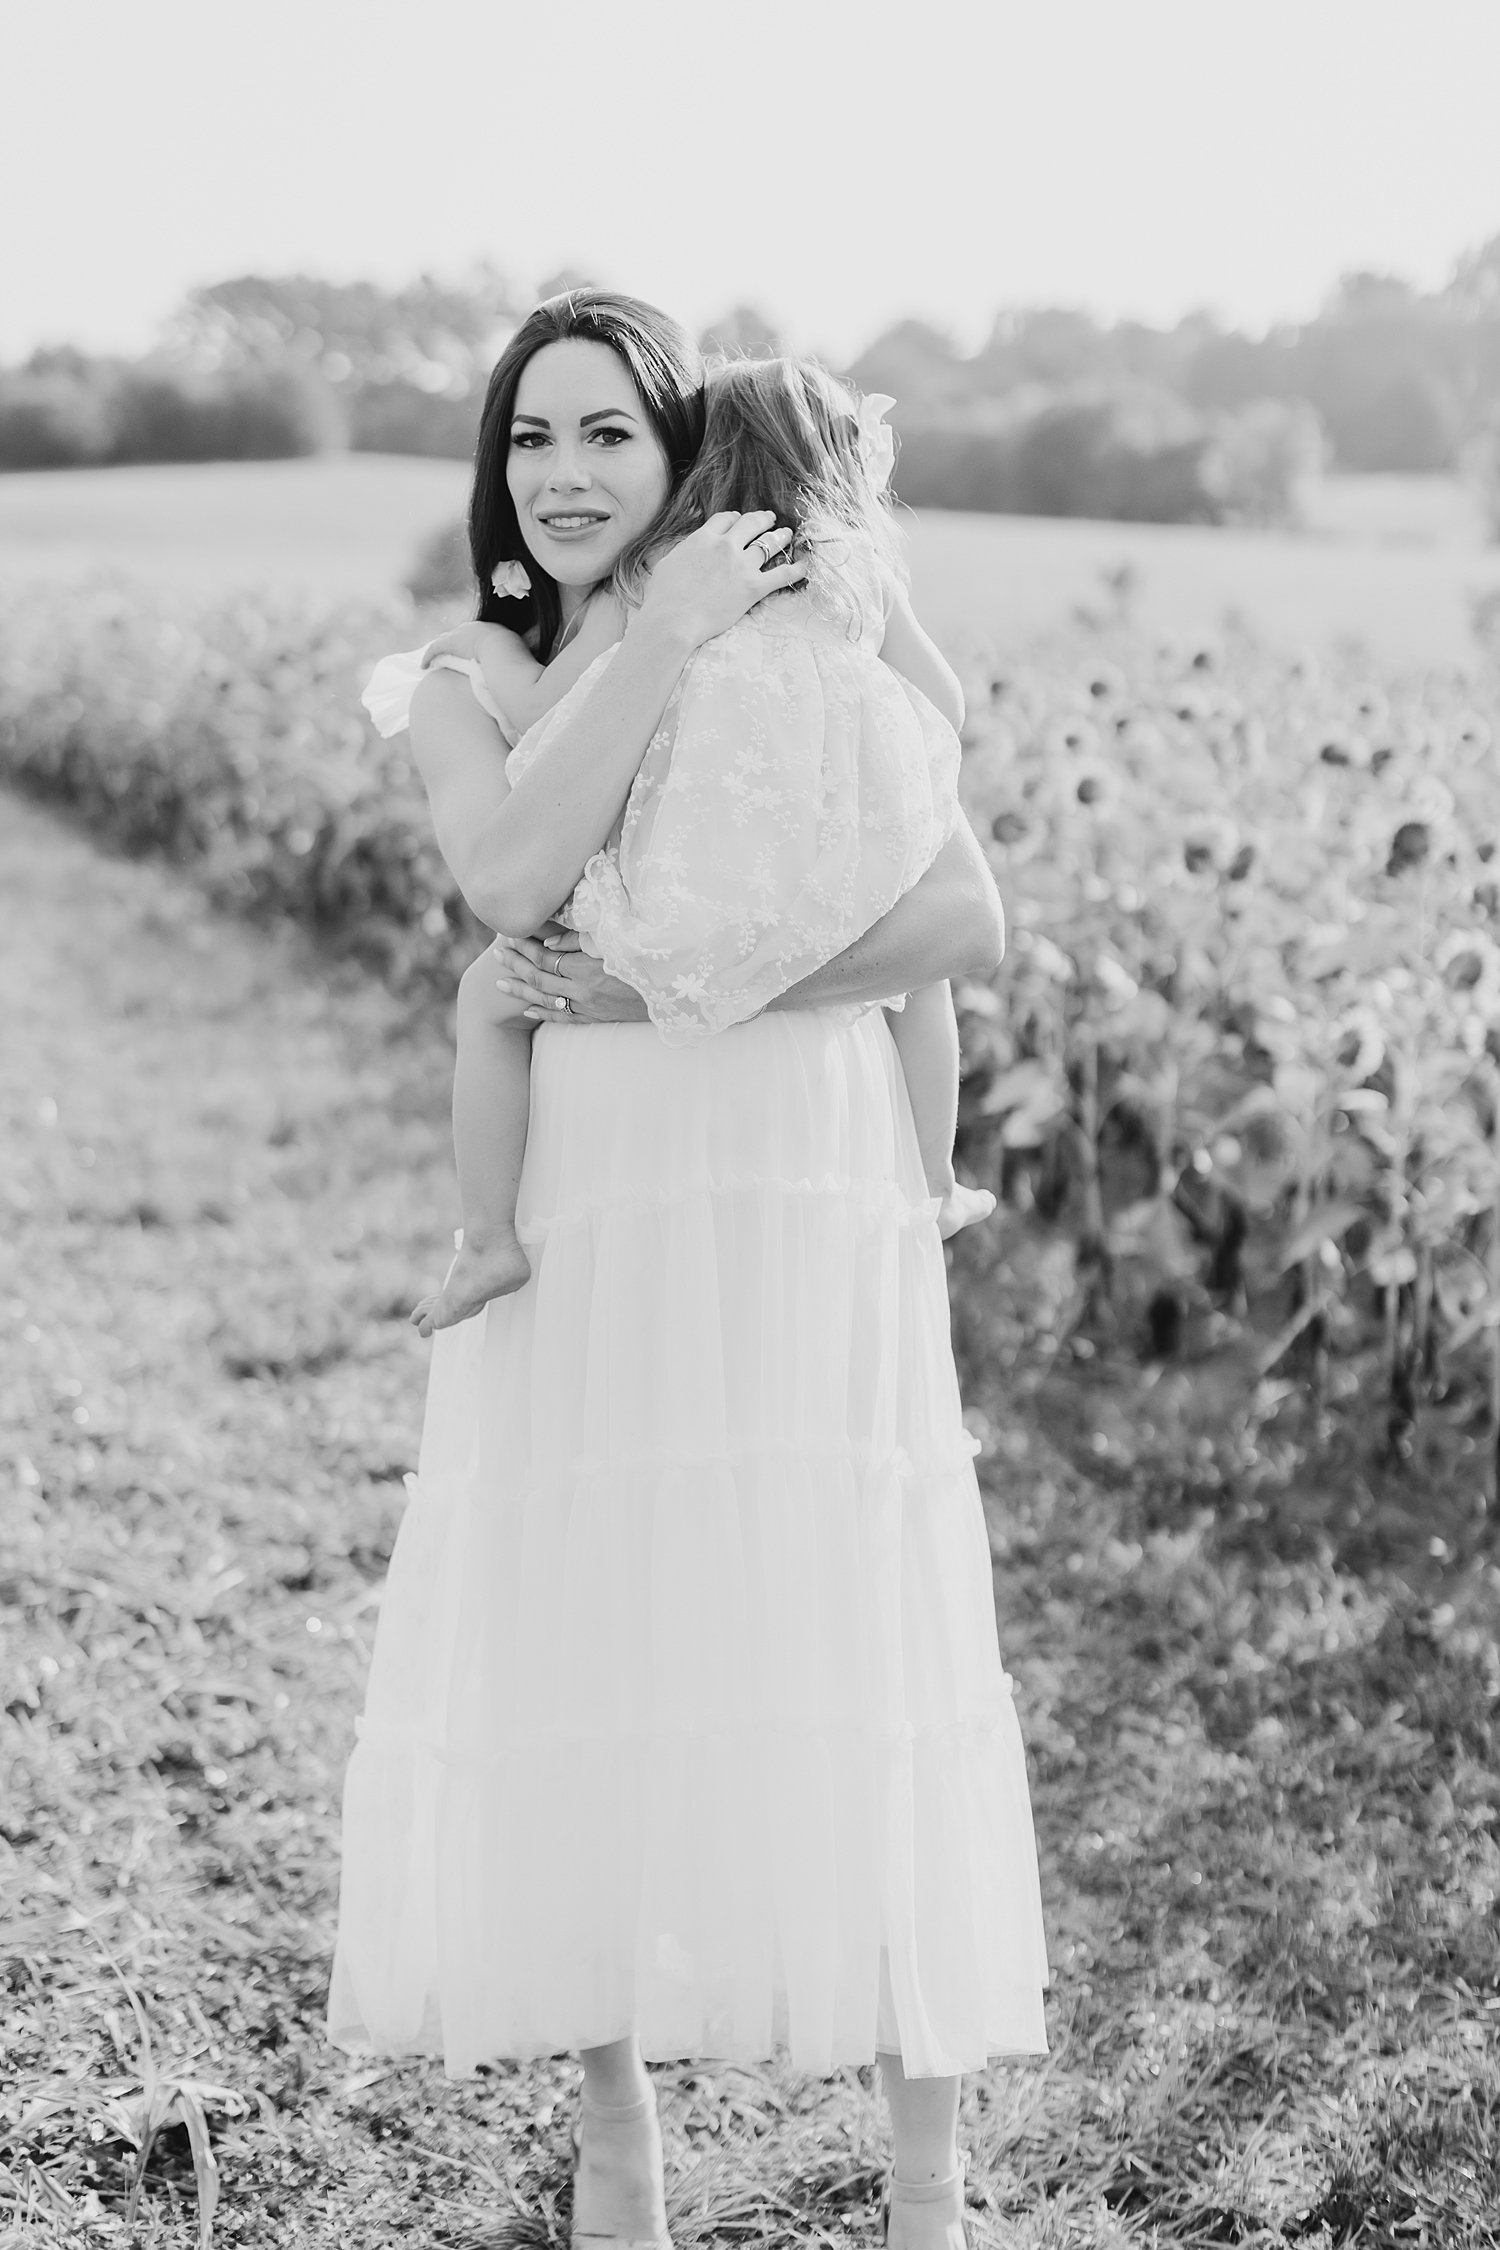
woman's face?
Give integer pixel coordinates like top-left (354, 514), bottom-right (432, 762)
top-left (507, 338), bottom-right (672, 607)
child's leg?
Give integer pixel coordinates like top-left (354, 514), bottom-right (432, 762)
top-left (885, 983), bottom-right (995, 1241)
top-left (411, 951), bottom-right (536, 1336)
top-left (878, 2051), bottom-right (967, 2249)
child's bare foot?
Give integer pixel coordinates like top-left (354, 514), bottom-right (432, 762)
top-left (410, 1231), bottom-right (531, 1336)
top-left (935, 1182), bottom-right (996, 1240)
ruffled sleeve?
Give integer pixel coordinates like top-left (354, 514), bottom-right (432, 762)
top-left (566, 625), bottom-right (959, 1046)
top-left (360, 645), bottom-right (519, 746)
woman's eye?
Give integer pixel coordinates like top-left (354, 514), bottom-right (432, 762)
top-left (510, 431), bottom-right (547, 450)
top-left (590, 427), bottom-right (629, 447)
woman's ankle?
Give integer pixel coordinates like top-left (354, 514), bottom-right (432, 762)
top-left (579, 2036), bottom-right (652, 2111)
top-left (877, 2051), bottom-right (961, 2186)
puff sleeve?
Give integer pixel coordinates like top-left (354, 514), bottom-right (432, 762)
top-left (361, 646), bottom-right (520, 747)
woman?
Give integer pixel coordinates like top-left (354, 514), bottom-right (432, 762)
top-left (328, 292), bottom-right (1047, 2250)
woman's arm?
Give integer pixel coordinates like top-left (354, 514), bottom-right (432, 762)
top-left (494, 820), bottom-right (1004, 1022)
top-left (765, 821), bottom-right (1003, 1006)
top-left (413, 512), bottom-right (802, 940)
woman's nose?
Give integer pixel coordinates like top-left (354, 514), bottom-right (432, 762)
top-left (546, 445), bottom-right (591, 491)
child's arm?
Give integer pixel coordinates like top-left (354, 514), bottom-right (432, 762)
top-left (885, 980), bottom-right (996, 1239)
top-left (423, 591), bottom-right (627, 739)
top-left (876, 576), bottom-right (966, 734)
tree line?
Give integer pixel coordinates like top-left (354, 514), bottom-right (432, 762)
top-left (5, 245), bottom-right (1500, 530)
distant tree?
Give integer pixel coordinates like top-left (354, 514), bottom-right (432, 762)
top-left (109, 357), bottom-right (342, 463)
top-left (166, 268), bottom-right (516, 387)
top-left (1182, 326), bottom-right (1292, 412)
top-left (0, 363), bottom-right (116, 468)
top-left (1012, 386), bottom-right (1212, 522)
top-left (1201, 399), bottom-right (1326, 526)
top-left (1337, 370), bottom-right (1462, 473)
top-left (1287, 273), bottom-right (1464, 470)
top-left (699, 305), bottom-right (783, 360)
top-left (889, 403), bottom-right (1029, 511)
top-left (889, 385), bottom-right (1285, 524)
top-left (162, 270), bottom-right (518, 456)
top-left (0, 347), bottom-right (342, 470)
top-left (1323, 269), bottom-right (1422, 320)
top-left (1446, 234), bottom-right (1500, 317)
top-left (848, 320), bottom-right (972, 409)
top-left (979, 306), bottom-right (1110, 388)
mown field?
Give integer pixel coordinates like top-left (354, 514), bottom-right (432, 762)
top-left (2, 497), bottom-right (1499, 2243)
top-left (3, 798), bottom-right (1498, 2250)
top-left (1, 457), bottom-right (1496, 665)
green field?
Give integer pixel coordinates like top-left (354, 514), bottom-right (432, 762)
top-left (1, 456), bottom-right (1496, 667)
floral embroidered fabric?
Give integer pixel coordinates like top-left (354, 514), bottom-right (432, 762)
top-left (509, 579), bottom-right (962, 1044)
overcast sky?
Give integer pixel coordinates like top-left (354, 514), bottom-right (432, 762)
top-left (9, 0), bottom-right (1500, 366)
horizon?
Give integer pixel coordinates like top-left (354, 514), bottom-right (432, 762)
top-left (10, 0), bottom-right (1500, 370)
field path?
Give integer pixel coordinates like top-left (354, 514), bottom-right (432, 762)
top-left (3, 794), bottom-right (1494, 2247)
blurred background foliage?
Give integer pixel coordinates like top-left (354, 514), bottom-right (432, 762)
top-left (1, 577), bottom-right (1496, 1544)
top-left (9, 240), bottom-right (1500, 531)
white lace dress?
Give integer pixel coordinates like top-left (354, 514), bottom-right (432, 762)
top-left (328, 590), bottom-right (1049, 2079)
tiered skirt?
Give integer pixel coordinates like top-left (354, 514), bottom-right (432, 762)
top-left (327, 1008), bottom-right (1048, 2078)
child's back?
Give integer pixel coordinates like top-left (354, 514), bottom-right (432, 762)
top-left (509, 534), bottom-right (961, 1043)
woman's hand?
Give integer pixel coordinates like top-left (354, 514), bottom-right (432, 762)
top-left (636, 511), bottom-right (804, 653)
top-left (491, 928), bottom-right (649, 1023)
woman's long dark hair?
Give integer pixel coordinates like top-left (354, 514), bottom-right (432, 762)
top-left (469, 290), bottom-right (706, 658)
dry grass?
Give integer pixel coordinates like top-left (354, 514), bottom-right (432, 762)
top-left (3, 794), bottom-right (1499, 2247)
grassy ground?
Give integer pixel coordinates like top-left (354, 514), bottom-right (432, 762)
top-left (3, 794), bottom-right (1499, 2248)
top-left (1, 458), bottom-right (1495, 665)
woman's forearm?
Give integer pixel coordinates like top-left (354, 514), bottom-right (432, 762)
top-left (464, 614), bottom-right (695, 935)
top-left (765, 825), bottom-right (1004, 1011)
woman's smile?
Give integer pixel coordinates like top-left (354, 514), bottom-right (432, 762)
top-left (534, 508), bottom-right (612, 538)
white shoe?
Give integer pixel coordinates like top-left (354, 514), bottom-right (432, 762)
top-left (569, 2089), bottom-right (674, 2250)
top-left (881, 2153), bottom-right (971, 2249)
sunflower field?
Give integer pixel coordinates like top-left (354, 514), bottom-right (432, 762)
top-left (3, 578), bottom-right (1497, 1518)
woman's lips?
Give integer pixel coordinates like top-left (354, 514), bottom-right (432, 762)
top-left (536, 512), bottom-right (609, 538)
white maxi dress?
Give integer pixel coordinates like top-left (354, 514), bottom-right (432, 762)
top-left (328, 593), bottom-right (1049, 2079)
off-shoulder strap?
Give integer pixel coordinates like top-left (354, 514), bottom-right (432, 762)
top-left (360, 645), bottom-right (519, 745)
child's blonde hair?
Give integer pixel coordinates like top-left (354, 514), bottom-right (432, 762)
top-left (614, 355), bottom-right (903, 634)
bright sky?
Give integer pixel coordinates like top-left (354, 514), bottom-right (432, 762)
top-left (9, 0), bottom-right (1500, 367)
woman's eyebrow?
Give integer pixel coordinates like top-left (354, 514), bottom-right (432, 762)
top-left (512, 408), bottom-right (638, 430)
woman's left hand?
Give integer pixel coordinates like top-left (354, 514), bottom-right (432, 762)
top-left (491, 928), bottom-right (649, 1023)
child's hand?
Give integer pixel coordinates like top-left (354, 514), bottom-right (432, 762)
top-left (422, 622), bottom-right (521, 668)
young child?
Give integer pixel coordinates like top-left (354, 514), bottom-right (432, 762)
top-left (365, 359), bottom-right (996, 1336)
